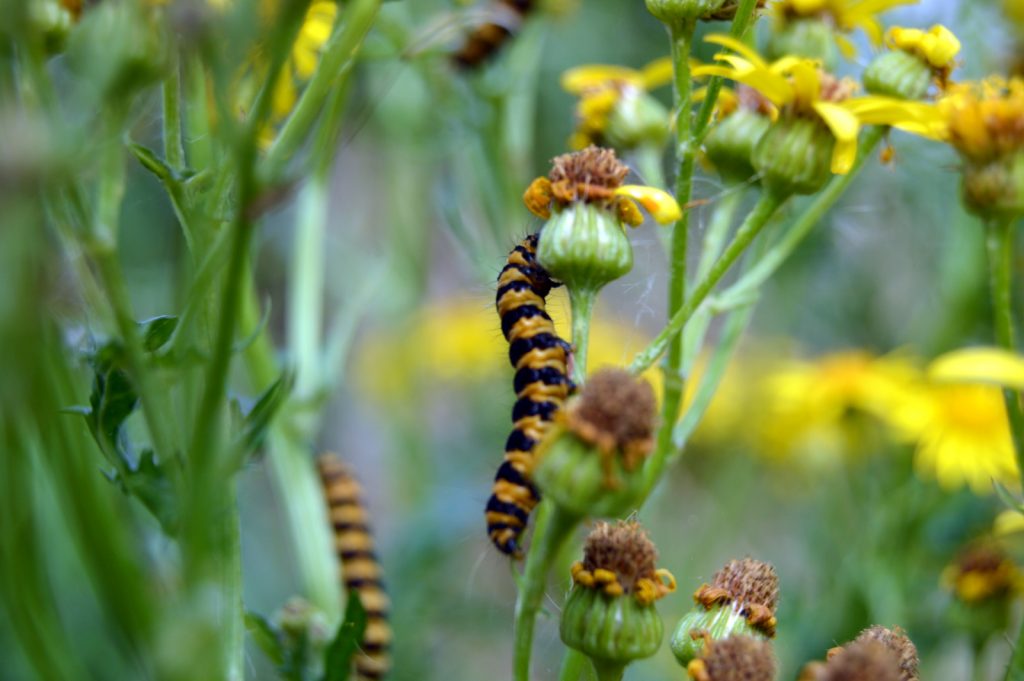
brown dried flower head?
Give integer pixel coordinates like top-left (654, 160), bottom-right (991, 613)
top-left (848, 626), bottom-right (919, 681)
top-left (566, 368), bottom-right (657, 480)
top-left (687, 635), bottom-right (776, 681)
top-left (572, 520), bottom-right (676, 604)
top-left (819, 640), bottom-right (902, 681)
top-left (694, 558), bottom-right (779, 637)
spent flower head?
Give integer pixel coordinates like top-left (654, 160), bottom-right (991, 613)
top-left (687, 635), bottom-right (776, 681)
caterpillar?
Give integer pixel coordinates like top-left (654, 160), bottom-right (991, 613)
top-left (317, 454), bottom-right (391, 681)
top-left (452, 0), bottom-right (536, 69)
top-left (485, 233), bottom-right (574, 556)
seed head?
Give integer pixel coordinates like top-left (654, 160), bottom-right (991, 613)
top-left (689, 635), bottom-right (776, 681)
top-left (583, 521), bottom-right (657, 591)
top-left (710, 558), bottom-right (780, 612)
top-left (849, 626), bottom-right (919, 681)
top-left (820, 640), bottom-right (902, 681)
top-left (548, 146), bottom-right (631, 205)
top-left (567, 367), bottom-right (657, 471)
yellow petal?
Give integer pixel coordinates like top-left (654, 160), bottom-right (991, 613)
top-left (704, 33), bottom-right (768, 70)
top-left (813, 101), bottom-right (860, 174)
top-left (995, 509), bottom-right (1024, 537)
top-left (641, 57), bottom-right (674, 89)
top-left (692, 64), bottom-right (792, 106)
top-left (929, 347), bottom-right (1024, 390)
top-left (614, 185), bottom-right (682, 224)
top-left (561, 65), bottom-right (642, 94)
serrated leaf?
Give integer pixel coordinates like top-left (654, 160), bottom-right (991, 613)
top-left (140, 316), bottom-right (179, 353)
top-left (322, 593), bottom-right (367, 681)
top-left (86, 358), bottom-right (138, 460)
top-left (231, 372), bottom-right (294, 464)
top-left (246, 611), bottom-right (285, 668)
top-left (115, 449), bottom-right (179, 534)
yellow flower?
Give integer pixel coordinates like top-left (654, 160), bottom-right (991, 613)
top-left (693, 35), bottom-right (943, 173)
top-left (887, 348), bottom-right (1023, 494)
top-left (995, 509), bottom-right (1024, 538)
top-left (942, 544), bottom-right (1020, 604)
top-left (561, 58), bottom-right (673, 150)
top-left (937, 77), bottom-right (1024, 161)
top-left (885, 24), bottom-right (961, 72)
top-left (753, 350), bottom-right (921, 462)
top-left (271, 0), bottom-right (337, 123)
top-left (773, 0), bottom-right (918, 56)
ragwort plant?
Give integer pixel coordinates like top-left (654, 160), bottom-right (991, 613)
top-left (5, 0), bottom-right (1024, 680)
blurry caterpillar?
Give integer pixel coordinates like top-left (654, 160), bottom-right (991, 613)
top-left (317, 454), bottom-right (391, 681)
top-left (452, 0), bottom-right (536, 68)
top-left (485, 233), bottom-right (574, 556)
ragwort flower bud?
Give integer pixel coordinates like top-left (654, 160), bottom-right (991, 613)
top-left (704, 86), bottom-right (774, 183)
top-left (671, 558), bottom-right (779, 666)
top-left (561, 521), bottom-right (676, 679)
top-left (753, 116), bottom-right (835, 196)
top-left (533, 368), bottom-right (657, 517)
top-left (686, 635), bottom-right (776, 681)
top-left (646, 0), bottom-right (728, 23)
top-left (864, 26), bottom-right (961, 99)
top-left (525, 147), bottom-right (680, 295)
top-left (767, 17), bottom-right (838, 71)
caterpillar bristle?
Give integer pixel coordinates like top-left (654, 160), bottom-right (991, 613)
top-left (452, 0), bottom-right (536, 69)
top-left (485, 233), bottom-right (574, 557)
top-left (317, 454), bottom-right (391, 681)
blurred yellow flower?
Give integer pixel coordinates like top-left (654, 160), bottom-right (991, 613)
top-left (937, 77), bottom-right (1024, 161)
top-left (995, 509), bottom-right (1024, 538)
top-left (773, 0), bottom-right (917, 54)
top-left (888, 348), bottom-right (1024, 494)
top-left (885, 24), bottom-right (960, 72)
top-left (354, 291), bottom-right (661, 402)
top-left (942, 544), bottom-right (1020, 604)
top-left (271, 1), bottom-right (337, 122)
top-left (693, 35), bottom-right (943, 173)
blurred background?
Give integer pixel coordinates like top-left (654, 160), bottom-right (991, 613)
top-left (4, 0), bottom-right (1024, 679)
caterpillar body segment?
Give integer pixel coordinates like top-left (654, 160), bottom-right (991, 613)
top-left (317, 454), bottom-right (391, 681)
top-left (485, 233), bottom-right (574, 556)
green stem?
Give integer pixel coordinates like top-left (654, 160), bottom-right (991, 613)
top-left (715, 126), bottom-right (886, 307)
top-left (558, 649), bottom-right (590, 681)
top-left (986, 217), bottom-right (1024, 471)
top-left (631, 191), bottom-right (785, 375)
top-left (513, 501), bottom-right (580, 681)
top-left (692, 0), bottom-right (760, 137)
top-left (262, 0), bottom-right (381, 182)
top-left (696, 185), bottom-right (744, 281)
top-left (162, 47), bottom-right (185, 172)
top-left (590, 659), bottom-right (625, 681)
top-left (289, 176), bottom-right (328, 404)
top-left (569, 287), bottom-right (597, 386)
top-left (223, 482), bottom-right (244, 681)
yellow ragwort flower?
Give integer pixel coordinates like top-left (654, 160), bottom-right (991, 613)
top-left (937, 77), bottom-right (1024, 161)
top-left (773, 0), bottom-right (918, 56)
top-left (885, 24), bottom-right (961, 74)
top-left (693, 35), bottom-right (943, 173)
top-left (886, 347), bottom-right (1023, 494)
top-left (561, 58), bottom-right (673, 150)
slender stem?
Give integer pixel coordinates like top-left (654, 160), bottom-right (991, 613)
top-left (692, 0), bottom-right (760, 137)
top-left (569, 287), bottom-right (597, 386)
top-left (558, 649), bottom-right (589, 681)
top-left (716, 126), bottom-right (886, 307)
top-left (696, 186), bottom-right (744, 281)
top-left (162, 47), bottom-right (185, 172)
top-left (630, 191), bottom-right (785, 375)
top-left (513, 501), bottom-right (580, 681)
top-left (262, 0), bottom-right (381, 181)
top-left (223, 482), bottom-right (244, 681)
top-left (986, 218), bottom-right (1024, 468)
top-left (289, 176), bottom-right (328, 403)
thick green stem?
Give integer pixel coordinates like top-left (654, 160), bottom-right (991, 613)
top-left (162, 47), bottom-right (185, 172)
top-left (569, 287), bottom-right (597, 386)
top-left (631, 191), bottom-right (785, 375)
top-left (716, 126), bottom-right (886, 307)
top-left (986, 218), bottom-right (1024, 471)
top-left (590, 659), bottom-right (625, 681)
top-left (513, 501), bottom-right (580, 681)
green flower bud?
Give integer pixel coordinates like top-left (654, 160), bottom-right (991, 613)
top-left (961, 153), bottom-right (1024, 219)
top-left (537, 202), bottom-right (633, 293)
top-left (30, 0), bottom-right (75, 54)
top-left (562, 521), bottom-right (676, 678)
top-left (671, 558), bottom-right (779, 667)
top-left (605, 91), bottom-right (670, 150)
top-left (533, 369), bottom-right (657, 518)
top-left (686, 635), bottom-right (776, 681)
top-left (863, 50), bottom-right (933, 100)
top-left (705, 108), bottom-right (771, 184)
top-left (66, 2), bottom-right (166, 103)
top-left (645, 0), bottom-right (727, 23)
top-left (753, 116), bottom-right (835, 197)
top-left (766, 18), bottom-right (838, 71)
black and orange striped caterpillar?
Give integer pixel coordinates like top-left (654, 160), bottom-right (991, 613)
top-left (317, 454), bottom-right (391, 681)
top-left (485, 233), bottom-right (574, 556)
top-left (452, 0), bottom-right (536, 68)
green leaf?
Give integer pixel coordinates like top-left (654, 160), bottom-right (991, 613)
top-left (231, 372), bottom-right (294, 463)
top-left (85, 345), bottom-right (138, 460)
top-left (139, 315), bottom-right (179, 353)
top-left (114, 449), bottom-right (179, 534)
top-left (246, 611), bottom-right (285, 668)
top-left (128, 142), bottom-right (172, 181)
top-left (322, 593), bottom-right (368, 681)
